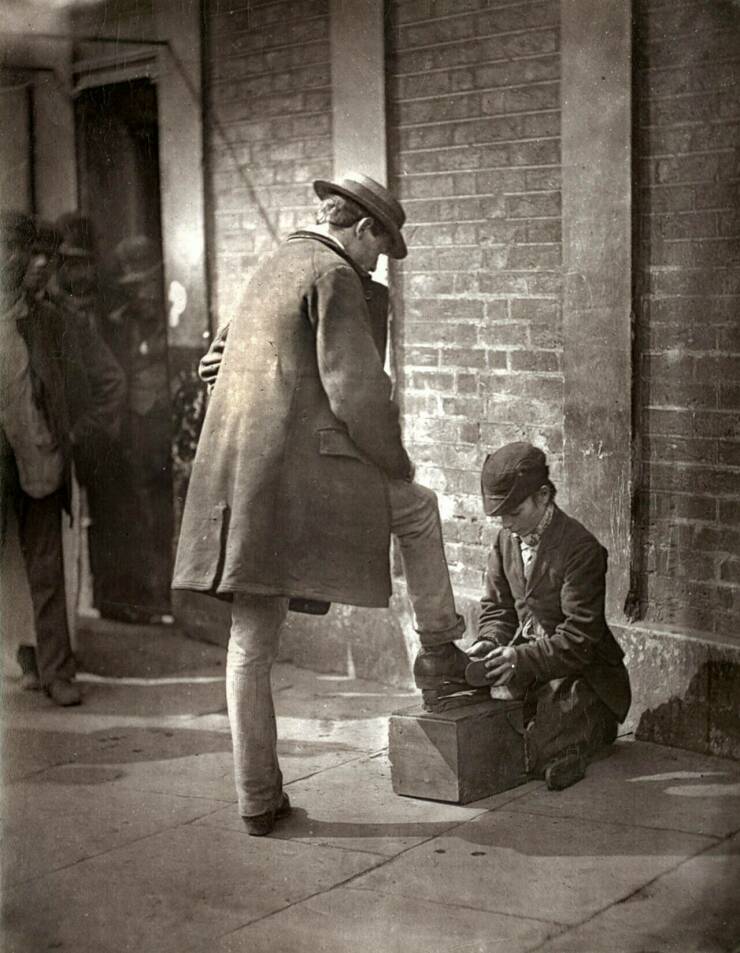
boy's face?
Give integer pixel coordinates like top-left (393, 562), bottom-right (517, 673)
top-left (498, 486), bottom-right (550, 536)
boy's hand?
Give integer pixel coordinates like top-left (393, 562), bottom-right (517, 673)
top-left (467, 642), bottom-right (517, 685)
top-left (484, 645), bottom-right (518, 685)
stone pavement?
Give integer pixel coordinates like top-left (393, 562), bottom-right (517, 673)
top-left (2, 628), bottom-right (739, 953)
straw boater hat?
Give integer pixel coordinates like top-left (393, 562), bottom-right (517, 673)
top-left (313, 172), bottom-right (407, 260)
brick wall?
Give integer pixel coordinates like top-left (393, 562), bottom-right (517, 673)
top-left (387, 0), bottom-right (562, 597)
top-left (636, 0), bottom-right (740, 637)
top-left (206, 0), bottom-right (333, 324)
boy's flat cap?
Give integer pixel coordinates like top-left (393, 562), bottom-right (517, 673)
top-left (481, 441), bottom-right (549, 516)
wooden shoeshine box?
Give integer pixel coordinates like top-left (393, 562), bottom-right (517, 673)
top-left (389, 698), bottom-right (527, 804)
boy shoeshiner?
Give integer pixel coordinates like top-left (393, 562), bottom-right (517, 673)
top-left (465, 442), bottom-right (631, 791)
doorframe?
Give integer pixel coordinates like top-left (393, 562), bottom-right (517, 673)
top-left (70, 9), bottom-right (210, 624)
top-left (70, 12), bottom-right (209, 356)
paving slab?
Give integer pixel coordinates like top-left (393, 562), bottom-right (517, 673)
top-left (198, 752), bottom-right (537, 857)
top-left (75, 676), bottom-right (229, 718)
top-left (351, 808), bottom-right (716, 926)
top-left (2, 714), bottom-right (233, 784)
top-left (3, 675), bottom-right (228, 722)
top-left (538, 832), bottom-right (740, 953)
top-left (33, 735), bottom-right (373, 805)
top-left (210, 885), bottom-right (556, 953)
top-left (275, 711), bottom-right (391, 755)
top-left (1, 921), bottom-right (124, 953)
top-left (33, 750), bottom-right (237, 802)
top-left (74, 617), bottom-right (227, 678)
top-left (272, 669), bottom-right (418, 755)
top-left (104, 727), bottom-right (378, 802)
top-left (88, 737), bottom-right (386, 807)
top-left (1, 823), bottom-right (384, 953)
top-left (1, 777), bottom-right (225, 885)
top-left (508, 738), bottom-right (740, 838)
top-left (271, 665), bottom-right (417, 715)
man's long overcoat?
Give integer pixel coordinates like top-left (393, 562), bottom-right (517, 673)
top-left (18, 298), bottom-right (125, 499)
top-left (172, 233), bottom-right (411, 607)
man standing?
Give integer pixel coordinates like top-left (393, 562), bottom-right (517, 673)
top-left (91, 235), bottom-right (173, 623)
top-left (0, 212), bottom-right (125, 706)
top-left (23, 218), bottom-right (61, 304)
top-left (49, 213), bottom-right (101, 334)
top-left (173, 173), bottom-right (472, 834)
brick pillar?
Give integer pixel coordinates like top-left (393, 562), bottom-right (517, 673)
top-left (154, 0), bottom-right (209, 350)
top-left (330, 0), bottom-right (389, 284)
top-left (330, 0), bottom-right (387, 183)
top-left (561, 0), bottom-right (633, 620)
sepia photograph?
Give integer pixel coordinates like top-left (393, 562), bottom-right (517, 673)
top-left (1, 0), bottom-right (739, 950)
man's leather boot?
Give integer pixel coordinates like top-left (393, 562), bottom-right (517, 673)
top-left (243, 792), bottom-right (292, 837)
top-left (413, 643), bottom-right (476, 712)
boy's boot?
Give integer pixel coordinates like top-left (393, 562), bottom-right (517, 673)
top-left (543, 745), bottom-right (588, 791)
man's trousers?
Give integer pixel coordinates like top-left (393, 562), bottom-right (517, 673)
top-left (1, 464), bottom-right (76, 688)
top-left (227, 480), bottom-right (463, 817)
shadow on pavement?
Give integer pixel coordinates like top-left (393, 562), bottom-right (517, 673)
top-left (2, 725), bottom-right (231, 780)
top-left (273, 803), bottom-right (740, 856)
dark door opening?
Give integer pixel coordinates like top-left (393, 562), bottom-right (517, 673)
top-left (75, 78), bottom-right (174, 625)
top-left (76, 79), bottom-right (163, 274)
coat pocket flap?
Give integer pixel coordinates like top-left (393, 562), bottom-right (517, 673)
top-left (317, 428), bottom-right (369, 463)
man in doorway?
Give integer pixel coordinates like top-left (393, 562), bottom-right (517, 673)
top-left (173, 173), bottom-right (473, 835)
top-left (49, 213), bottom-right (101, 335)
top-left (466, 442), bottom-right (632, 790)
top-left (0, 212), bottom-right (125, 705)
top-left (91, 235), bottom-right (173, 624)
top-left (23, 218), bottom-right (61, 304)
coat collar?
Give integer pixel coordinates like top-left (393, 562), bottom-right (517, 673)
top-left (287, 230), bottom-right (369, 282)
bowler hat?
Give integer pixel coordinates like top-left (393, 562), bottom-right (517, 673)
top-left (481, 442), bottom-right (550, 517)
top-left (313, 172), bottom-right (407, 260)
top-left (115, 235), bottom-right (162, 285)
top-left (56, 212), bottom-right (95, 259)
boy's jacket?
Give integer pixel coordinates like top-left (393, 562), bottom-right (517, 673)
top-left (478, 504), bottom-right (631, 721)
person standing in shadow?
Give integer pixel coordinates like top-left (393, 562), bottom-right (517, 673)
top-left (0, 211), bottom-right (124, 705)
top-left (91, 236), bottom-right (173, 624)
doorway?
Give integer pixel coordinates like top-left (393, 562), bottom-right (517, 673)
top-left (75, 78), bottom-right (175, 625)
top-left (76, 78), bottom-right (163, 278)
